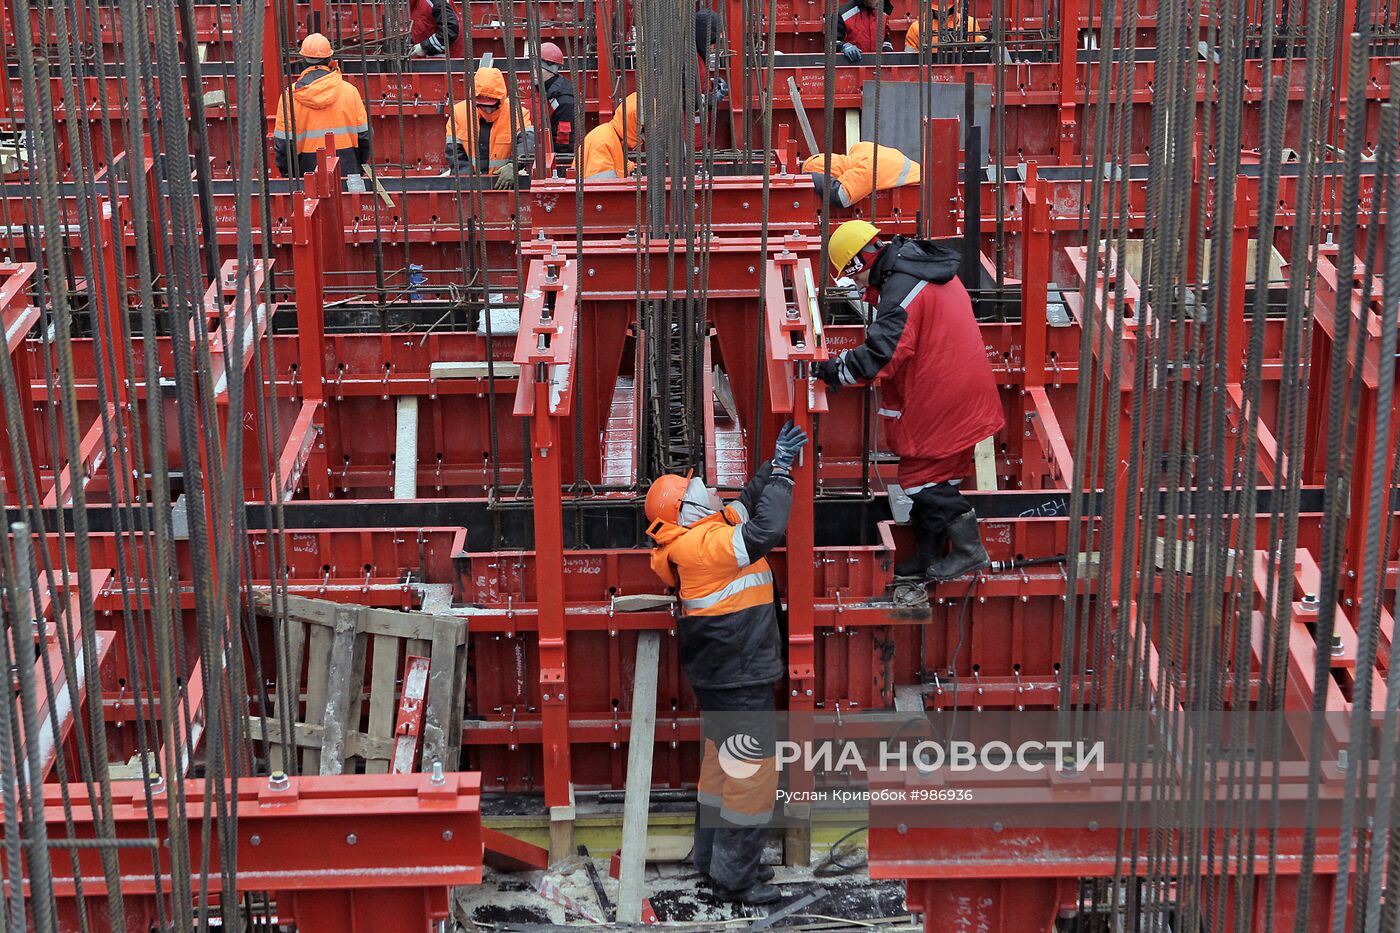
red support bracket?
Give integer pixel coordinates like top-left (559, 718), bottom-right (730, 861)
top-left (513, 255), bottom-right (578, 815)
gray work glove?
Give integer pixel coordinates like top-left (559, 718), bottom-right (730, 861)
top-left (842, 42), bottom-right (863, 62)
top-left (772, 419), bottom-right (810, 472)
top-left (494, 163), bottom-right (517, 189)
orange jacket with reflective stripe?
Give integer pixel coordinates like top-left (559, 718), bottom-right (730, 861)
top-left (581, 95), bottom-right (640, 179)
top-left (905, 11), bottom-right (985, 48)
top-left (649, 471), bottom-right (790, 690)
top-left (802, 141), bottom-right (921, 206)
top-left (273, 65), bottom-right (370, 155)
top-left (445, 67), bottom-right (533, 171)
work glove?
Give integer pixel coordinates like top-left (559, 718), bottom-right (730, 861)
top-left (409, 42), bottom-right (428, 58)
top-left (881, 40), bottom-right (894, 51)
top-left (772, 420), bottom-right (810, 472)
top-left (841, 42), bottom-right (863, 62)
top-left (712, 76), bottom-right (729, 103)
top-left (494, 163), bottom-right (517, 189)
top-left (812, 358), bottom-right (844, 390)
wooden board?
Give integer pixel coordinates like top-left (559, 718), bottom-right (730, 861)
top-left (318, 605), bottom-right (360, 775)
top-left (364, 634), bottom-right (401, 774)
top-left (300, 623), bottom-right (335, 774)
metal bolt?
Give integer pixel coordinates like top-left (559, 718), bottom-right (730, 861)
top-left (1331, 633), bottom-right (1345, 656)
top-left (267, 770), bottom-right (290, 791)
top-left (896, 823), bottom-right (908, 835)
top-left (148, 774), bottom-right (166, 795)
top-left (430, 760), bottom-right (446, 785)
top-left (543, 694), bottom-right (552, 702)
top-left (805, 689), bottom-right (813, 696)
top-left (1087, 820), bottom-right (1099, 832)
top-left (250, 834), bottom-right (262, 847)
top-left (992, 822), bottom-right (1003, 833)
top-left (346, 834), bottom-right (358, 845)
top-left (1301, 592), bottom-right (1319, 611)
top-left (442, 830), bottom-right (454, 841)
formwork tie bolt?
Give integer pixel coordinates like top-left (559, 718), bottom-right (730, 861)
top-left (267, 770), bottom-right (290, 792)
top-left (1301, 593), bottom-right (1319, 611)
top-left (430, 760), bottom-right (446, 785)
top-left (1331, 633), bottom-right (1345, 656)
top-left (346, 834), bottom-right (358, 845)
top-left (250, 835), bottom-right (262, 846)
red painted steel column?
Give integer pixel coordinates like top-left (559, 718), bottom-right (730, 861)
top-left (262, 0), bottom-right (284, 124)
top-left (1019, 168), bottom-right (1050, 490)
top-left (923, 118), bottom-right (961, 238)
top-left (1055, 0), bottom-right (1080, 163)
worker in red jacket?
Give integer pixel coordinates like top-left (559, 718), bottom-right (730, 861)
top-left (408, 0), bottom-right (463, 58)
top-left (814, 221), bottom-right (1003, 585)
top-left (835, 0), bottom-right (894, 61)
top-left (645, 422), bottom-right (809, 906)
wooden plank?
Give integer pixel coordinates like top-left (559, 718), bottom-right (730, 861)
top-left (445, 638), bottom-right (470, 770)
top-left (300, 621), bottom-right (335, 774)
top-left (429, 361), bottom-right (522, 379)
top-left (253, 591), bottom-right (466, 642)
top-left (270, 616), bottom-right (307, 773)
top-left (364, 634), bottom-right (400, 774)
top-left (973, 436), bottom-right (997, 490)
top-left (420, 620), bottom-right (464, 770)
top-left (616, 631), bottom-right (662, 924)
top-left (392, 655), bottom-right (432, 773)
top-left (394, 396), bottom-right (419, 499)
top-left (319, 605), bottom-right (361, 775)
top-left (247, 717), bottom-right (394, 761)
top-left (786, 78), bottom-right (821, 157)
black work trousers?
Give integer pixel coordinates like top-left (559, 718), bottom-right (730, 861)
top-left (691, 683), bottom-right (776, 892)
top-left (908, 482), bottom-right (974, 561)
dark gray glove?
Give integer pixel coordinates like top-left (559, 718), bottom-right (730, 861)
top-left (812, 358), bottom-right (843, 389)
top-left (772, 419), bottom-right (810, 471)
top-left (842, 42), bottom-right (863, 62)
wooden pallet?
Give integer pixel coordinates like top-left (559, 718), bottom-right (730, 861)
top-left (250, 588), bottom-right (468, 776)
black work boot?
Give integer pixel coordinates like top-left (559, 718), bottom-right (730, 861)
top-left (925, 510), bottom-right (990, 582)
top-left (717, 881), bottom-right (782, 905)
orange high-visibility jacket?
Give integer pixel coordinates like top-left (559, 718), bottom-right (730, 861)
top-left (581, 93), bottom-right (640, 179)
top-left (272, 65), bottom-right (371, 177)
top-left (446, 67), bottom-right (534, 172)
top-left (905, 10), bottom-right (985, 48)
top-left (801, 141), bottom-right (921, 206)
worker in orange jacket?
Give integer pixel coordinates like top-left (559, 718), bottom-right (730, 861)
top-left (446, 67), bottom-right (535, 188)
top-left (905, 4), bottom-right (985, 49)
top-left (645, 421), bottom-right (809, 906)
top-left (801, 142), bottom-right (920, 208)
top-left (580, 92), bottom-right (641, 180)
top-left (272, 34), bottom-right (372, 185)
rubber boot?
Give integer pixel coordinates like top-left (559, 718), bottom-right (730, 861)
top-left (925, 511), bottom-right (990, 582)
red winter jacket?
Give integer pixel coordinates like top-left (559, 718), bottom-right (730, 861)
top-left (409, 0), bottom-right (464, 57)
top-left (835, 0), bottom-right (893, 52)
top-left (827, 237), bottom-right (1003, 487)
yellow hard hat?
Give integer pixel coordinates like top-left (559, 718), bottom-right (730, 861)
top-left (299, 33), bottom-right (334, 60)
top-left (828, 220), bottom-right (881, 277)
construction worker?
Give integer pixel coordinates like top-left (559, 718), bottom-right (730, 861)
top-left (801, 141), bottom-right (920, 208)
top-left (814, 222), bottom-right (1003, 588)
top-left (835, 0), bottom-right (894, 61)
top-left (645, 421), bottom-right (810, 906)
top-left (533, 42), bottom-right (577, 155)
top-left (905, 3), bottom-right (986, 50)
top-left (581, 92), bottom-right (641, 180)
top-left (695, 9), bottom-right (729, 107)
top-left (272, 34), bottom-right (372, 187)
top-left (407, 0), bottom-right (463, 57)
top-left (446, 67), bottom-right (535, 188)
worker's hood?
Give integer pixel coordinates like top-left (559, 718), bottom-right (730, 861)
top-left (647, 496), bottom-right (732, 588)
top-left (473, 66), bottom-right (509, 121)
top-left (695, 10), bottom-right (721, 58)
top-left (870, 236), bottom-right (961, 289)
top-left (611, 93), bottom-right (641, 149)
top-left (678, 477), bottom-right (722, 527)
top-left (292, 65), bottom-right (345, 109)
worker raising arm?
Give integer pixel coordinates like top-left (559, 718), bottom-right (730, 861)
top-left (814, 222), bottom-right (1003, 589)
top-left (802, 141), bottom-right (920, 208)
top-left (646, 421), bottom-right (809, 907)
top-left (445, 67), bottom-right (535, 188)
top-left (407, 0), bottom-right (463, 57)
top-left (581, 92), bottom-right (641, 179)
top-left (835, 0), bottom-right (894, 62)
top-left (271, 35), bottom-right (372, 186)
top-left (533, 42), bottom-right (578, 155)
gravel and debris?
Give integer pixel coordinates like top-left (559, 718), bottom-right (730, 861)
top-left (451, 853), bottom-right (918, 931)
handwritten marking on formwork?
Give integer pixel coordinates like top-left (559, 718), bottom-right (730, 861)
top-left (953, 895), bottom-right (995, 933)
top-left (563, 557), bottom-right (603, 576)
top-left (985, 523), bottom-right (1013, 546)
top-left (290, 534), bottom-right (319, 556)
top-left (1019, 497), bottom-right (1068, 519)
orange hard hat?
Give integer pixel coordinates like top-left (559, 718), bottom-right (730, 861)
top-left (538, 42), bottom-right (566, 67)
top-left (644, 474), bottom-right (689, 526)
top-left (299, 33), bottom-right (334, 60)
